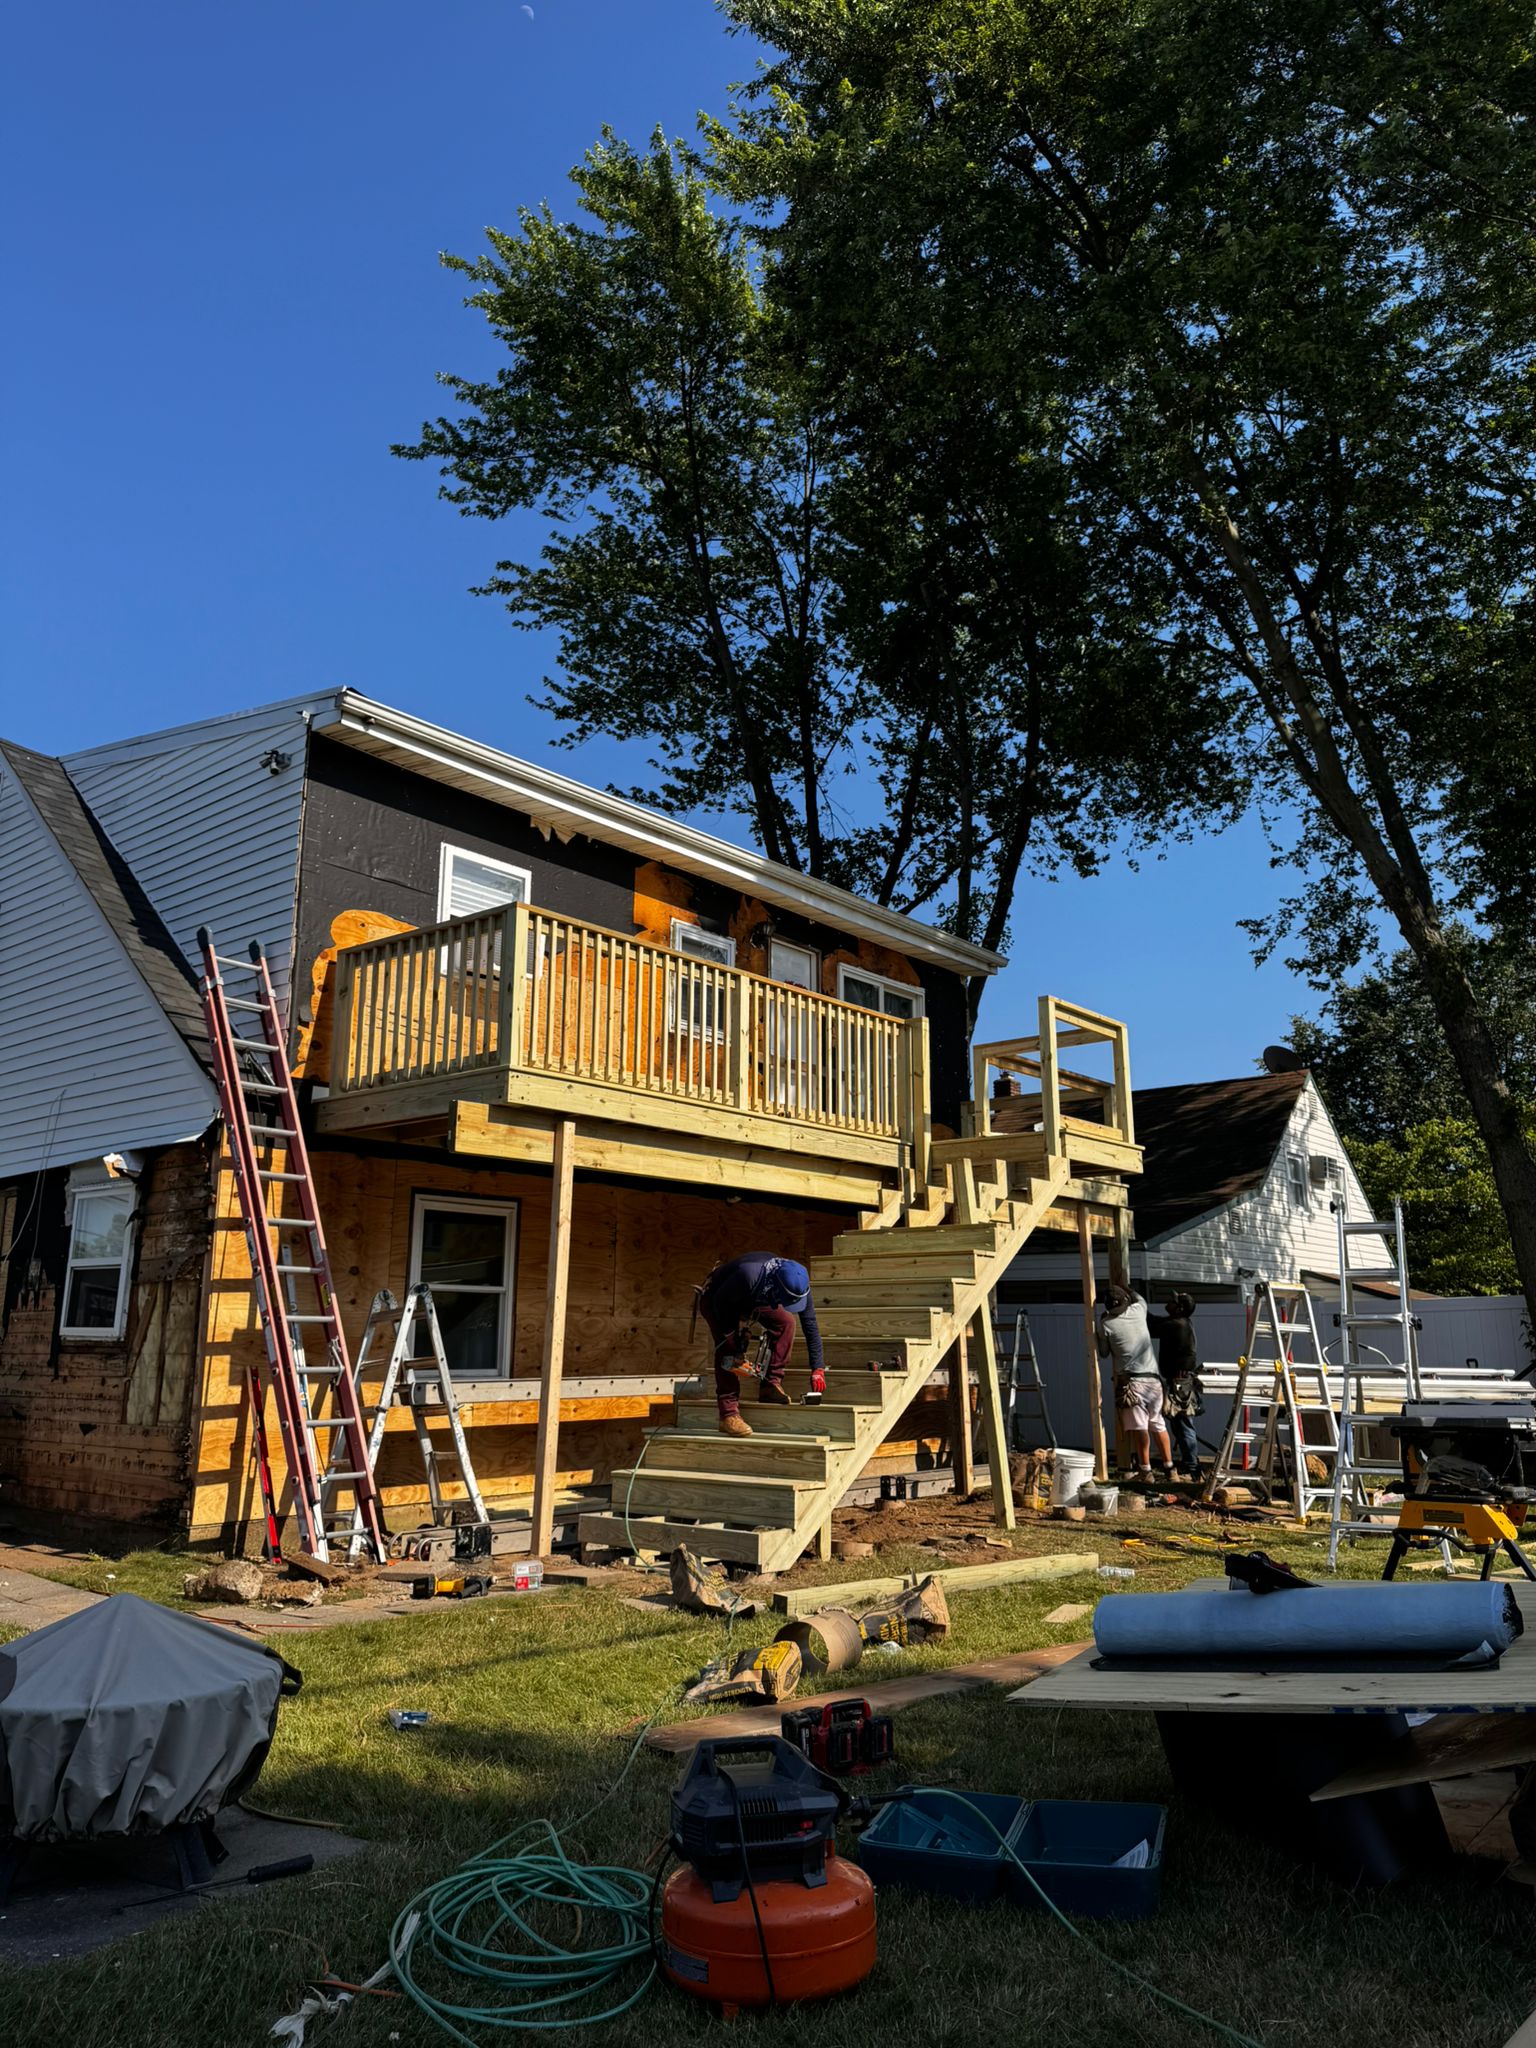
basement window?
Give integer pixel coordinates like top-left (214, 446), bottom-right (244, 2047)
top-left (837, 965), bottom-right (925, 1020)
top-left (60, 1181), bottom-right (136, 1339)
top-left (409, 1195), bottom-right (518, 1379)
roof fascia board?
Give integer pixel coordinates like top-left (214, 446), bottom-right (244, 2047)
top-left (317, 692), bottom-right (1004, 977)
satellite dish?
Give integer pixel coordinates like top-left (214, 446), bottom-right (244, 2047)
top-left (1263, 1044), bottom-right (1307, 1074)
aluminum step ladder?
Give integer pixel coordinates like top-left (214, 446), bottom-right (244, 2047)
top-left (343, 1285), bottom-right (488, 1558)
top-left (1327, 1201), bottom-right (1423, 1569)
top-left (997, 1310), bottom-right (1056, 1451)
top-left (1204, 1281), bottom-right (1339, 1518)
top-left (198, 930), bottom-right (388, 1563)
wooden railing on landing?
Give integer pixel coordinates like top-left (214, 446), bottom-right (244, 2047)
top-left (969, 995), bottom-right (1135, 1154)
top-left (331, 902), bottom-right (932, 1169)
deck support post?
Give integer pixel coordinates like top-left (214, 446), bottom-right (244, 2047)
top-left (531, 1117), bottom-right (577, 1557)
top-left (1078, 1202), bottom-right (1110, 1482)
top-left (972, 1297), bottom-right (1016, 1530)
top-left (948, 1326), bottom-right (976, 1495)
top-left (815, 1517), bottom-right (833, 1562)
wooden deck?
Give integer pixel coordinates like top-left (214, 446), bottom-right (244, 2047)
top-left (316, 902), bottom-right (932, 1204)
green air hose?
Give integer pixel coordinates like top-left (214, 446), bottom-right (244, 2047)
top-left (386, 1683), bottom-right (686, 2039)
top-left (387, 1818), bottom-right (656, 2039)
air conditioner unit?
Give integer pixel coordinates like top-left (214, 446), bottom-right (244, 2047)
top-left (1308, 1154), bottom-right (1335, 1186)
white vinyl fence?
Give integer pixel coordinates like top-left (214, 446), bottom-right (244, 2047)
top-left (1000, 1295), bottom-right (1532, 1462)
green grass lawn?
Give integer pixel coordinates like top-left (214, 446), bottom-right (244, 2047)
top-left (6, 1520), bottom-right (1535, 2048)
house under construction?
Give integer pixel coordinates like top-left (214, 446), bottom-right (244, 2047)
top-left (0, 693), bottom-right (1141, 1568)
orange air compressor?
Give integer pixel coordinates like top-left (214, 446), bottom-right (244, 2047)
top-left (659, 1736), bottom-right (877, 2014)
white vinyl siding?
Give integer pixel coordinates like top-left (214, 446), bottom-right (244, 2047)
top-left (64, 695), bottom-right (323, 1010)
top-left (0, 761), bottom-right (218, 1180)
top-left (1005, 1078), bottom-right (1391, 1294)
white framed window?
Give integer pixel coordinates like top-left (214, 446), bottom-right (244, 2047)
top-left (60, 1178), bottom-right (136, 1339)
top-left (670, 919), bottom-right (734, 970)
top-left (768, 939), bottom-right (818, 990)
top-left (1286, 1153), bottom-right (1309, 1210)
top-left (408, 1195), bottom-right (518, 1379)
top-left (669, 919), bottom-right (735, 1039)
top-left (437, 844), bottom-right (532, 922)
top-left (836, 964), bottom-right (925, 1020)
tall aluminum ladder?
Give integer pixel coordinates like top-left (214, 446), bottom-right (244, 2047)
top-left (1327, 1199), bottom-right (1421, 1569)
top-left (198, 930), bottom-right (388, 1563)
top-left (1205, 1281), bottom-right (1339, 1518)
top-left (344, 1285), bottom-right (488, 1558)
top-left (997, 1310), bottom-right (1056, 1451)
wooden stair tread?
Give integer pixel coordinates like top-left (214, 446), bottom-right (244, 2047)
top-left (593, 1148), bottom-right (1089, 1569)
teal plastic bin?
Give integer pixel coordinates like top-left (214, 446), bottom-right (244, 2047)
top-left (1003, 1799), bottom-right (1166, 1919)
top-left (855, 1789), bottom-right (1023, 1900)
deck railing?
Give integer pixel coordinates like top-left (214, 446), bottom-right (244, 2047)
top-left (332, 903), bottom-right (929, 1151)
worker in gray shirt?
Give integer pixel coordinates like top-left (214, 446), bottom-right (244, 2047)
top-left (1096, 1283), bottom-right (1175, 1483)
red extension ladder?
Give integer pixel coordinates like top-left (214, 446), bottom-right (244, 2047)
top-left (197, 929), bottom-right (387, 1563)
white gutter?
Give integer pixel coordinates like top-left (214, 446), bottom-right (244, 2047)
top-left (316, 691), bottom-right (1006, 977)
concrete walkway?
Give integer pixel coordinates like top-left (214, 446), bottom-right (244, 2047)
top-left (0, 1553), bottom-right (101, 1632)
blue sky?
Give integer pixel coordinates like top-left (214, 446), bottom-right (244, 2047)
top-left (3, 0), bottom-right (1320, 1083)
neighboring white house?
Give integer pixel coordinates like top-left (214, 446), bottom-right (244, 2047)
top-left (1000, 1070), bottom-right (1394, 1305)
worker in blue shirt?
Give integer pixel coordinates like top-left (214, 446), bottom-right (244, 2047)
top-left (696, 1253), bottom-right (825, 1437)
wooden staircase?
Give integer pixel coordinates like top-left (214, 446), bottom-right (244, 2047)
top-left (577, 1159), bottom-right (1072, 1571)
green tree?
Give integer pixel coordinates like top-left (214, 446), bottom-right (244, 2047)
top-left (397, 130), bottom-right (1236, 1017)
top-left (1290, 941), bottom-right (1536, 1147)
top-left (716, 0), bottom-right (1536, 1322)
top-left (1352, 1118), bottom-right (1532, 1297)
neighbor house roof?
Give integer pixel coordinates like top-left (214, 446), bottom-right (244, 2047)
top-left (995, 1069), bottom-right (1309, 1242)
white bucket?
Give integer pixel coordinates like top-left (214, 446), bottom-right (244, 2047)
top-left (1052, 1448), bottom-right (1097, 1508)
top-left (1083, 1485), bottom-right (1120, 1517)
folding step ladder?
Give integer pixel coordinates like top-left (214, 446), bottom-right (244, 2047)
top-left (197, 930), bottom-right (387, 1563)
top-left (997, 1310), bottom-right (1056, 1451)
top-left (343, 1285), bottom-right (488, 1558)
top-left (1204, 1281), bottom-right (1339, 1518)
top-left (1327, 1201), bottom-right (1422, 1569)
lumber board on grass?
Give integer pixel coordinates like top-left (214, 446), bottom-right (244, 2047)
top-left (1310, 1711), bottom-right (1536, 1800)
top-left (769, 1549), bottom-right (1098, 1615)
top-left (644, 1645), bottom-right (1088, 1753)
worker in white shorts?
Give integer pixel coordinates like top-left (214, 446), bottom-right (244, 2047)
top-left (1096, 1282), bottom-right (1176, 1484)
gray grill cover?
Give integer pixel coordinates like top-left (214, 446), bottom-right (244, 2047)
top-left (0, 1592), bottom-right (300, 1842)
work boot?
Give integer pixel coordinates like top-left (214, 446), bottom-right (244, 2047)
top-left (758, 1382), bottom-right (792, 1406)
top-left (719, 1413), bottom-right (753, 1438)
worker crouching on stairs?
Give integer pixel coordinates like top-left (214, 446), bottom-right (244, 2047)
top-left (697, 1254), bottom-right (825, 1437)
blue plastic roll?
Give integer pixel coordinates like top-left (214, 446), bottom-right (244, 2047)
top-left (1093, 1580), bottom-right (1522, 1666)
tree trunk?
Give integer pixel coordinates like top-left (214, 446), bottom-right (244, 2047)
top-left (1390, 906), bottom-right (1536, 1337)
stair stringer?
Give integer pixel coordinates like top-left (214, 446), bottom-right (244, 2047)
top-left (753, 1157), bottom-right (1073, 1571)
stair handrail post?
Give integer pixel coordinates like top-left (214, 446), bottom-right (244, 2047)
top-left (334, 946), bottom-right (360, 1094)
top-left (1110, 1017), bottom-right (1135, 1146)
top-left (970, 1041), bottom-right (993, 1138)
top-left (907, 1014), bottom-right (933, 1198)
top-left (727, 971), bottom-right (754, 1112)
top-left (1037, 996), bottom-right (1064, 1162)
top-left (498, 900), bottom-right (532, 1072)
